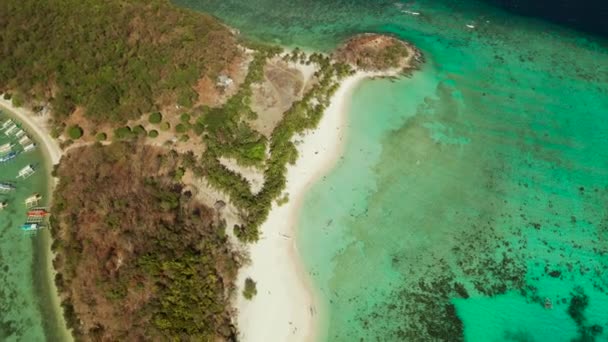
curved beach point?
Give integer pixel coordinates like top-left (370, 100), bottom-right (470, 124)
top-left (235, 49), bottom-right (415, 340)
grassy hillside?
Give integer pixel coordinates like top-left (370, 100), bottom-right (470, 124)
top-left (0, 0), bottom-right (240, 123)
top-left (51, 143), bottom-right (240, 341)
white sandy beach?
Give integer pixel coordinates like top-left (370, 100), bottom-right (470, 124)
top-left (0, 96), bottom-right (62, 165)
top-left (236, 71), bottom-right (377, 342)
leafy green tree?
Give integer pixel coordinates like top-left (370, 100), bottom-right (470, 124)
top-left (149, 112), bottom-right (162, 124)
top-left (67, 125), bottom-right (84, 139)
top-left (175, 123), bottom-right (187, 133)
top-left (243, 278), bottom-right (257, 300)
top-left (148, 130), bottom-right (159, 138)
top-left (96, 132), bottom-right (107, 141)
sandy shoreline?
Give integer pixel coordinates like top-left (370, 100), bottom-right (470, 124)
top-left (235, 71), bottom-right (377, 342)
top-left (0, 97), bottom-right (72, 341)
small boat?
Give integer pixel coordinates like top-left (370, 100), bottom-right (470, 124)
top-left (27, 208), bottom-right (49, 217)
top-left (21, 223), bottom-right (44, 231)
top-left (0, 151), bottom-right (17, 163)
top-left (19, 135), bottom-right (30, 145)
top-left (0, 201), bottom-right (7, 210)
top-left (544, 297), bottom-right (553, 309)
top-left (4, 124), bottom-right (17, 135)
top-left (401, 10), bottom-right (420, 16)
top-left (24, 193), bottom-right (42, 208)
top-left (1, 119), bottom-right (13, 130)
top-left (0, 142), bottom-right (11, 153)
top-left (23, 143), bottom-right (36, 152)
top-left (466, 24), bottom-right (476, 29)
top-left (17, 165), bottom-right (35, 179)
top-left (0, 182), bottom-right (15, 192)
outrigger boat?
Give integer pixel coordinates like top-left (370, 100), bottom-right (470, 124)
top-left (1, 119), bottom-right (13, 131)
top-left (23, 143), bottom-right (36, 152)
top-left (21, 223), bottom-right (45, 231)
top-left (0, 142), bottom-right (12, 153)
top-left (17, 165), bottom-right (35, 179)
top-left (18, 135), bottom-right (30, 146)
top-left (27, 207), bottom-right (49, 217)
top-left (0, 151), bottom-right (17, 163)
top-left (4, 124), bottom-right (17, 135)
top-left (0, 182), bottom-right (15, 192)
top-left (24, 193), bottom-right (42, 208)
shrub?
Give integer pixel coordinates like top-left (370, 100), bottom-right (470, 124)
top-left (179, 134), bottom-right (190, 142)
top-left (96, 132), bottom-right (107, 141)
top-left (193, 122), bottom-right (205, 136)
top-left (3, 93), bottom-right (11, 100)
top-left (160, 122), bottom-right (170, 131)
top-left (67, 125), bottom-right (83, 139)
top-left (180, 113), bottom-right (191, 123)
top-left (133, 125), bottom-right (147, 136)
top-left (175, 123), bottom-right (187, 133)
top-left (11, 93), bottom-right (24, 107)
top-left (148, 130), bottom-right (159, 138)
top-left (113, 126), bottom-right (135, 140)
top-left (243, 278), bottom-right (257, 300)
top-left (149, 112), bottom-right (162, 124)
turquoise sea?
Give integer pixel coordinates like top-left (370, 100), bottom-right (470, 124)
top-left (176, 0), bottom-right (608, 340)
top-left (0, 109), bottom-right (64, 341)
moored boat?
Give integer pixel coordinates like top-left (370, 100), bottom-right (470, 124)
top-left (27, 207), bottom-right (49, 217)
top-left (21, 223), bottom-right (44, 231)
top-left (0, 151), bottom-right (17, 163)
top-left (0, 182), bottom-right (15, 192)
top-left (17, 165), bottom-right (35, 178)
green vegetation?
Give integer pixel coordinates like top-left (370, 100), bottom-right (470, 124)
top-left (148, 130), bottom-right (159, 138)
top-left (148, 112), bottom-right (163, 124)
top-left (51, 143), bottom-right (239, 341)
top-left (243, 278), bottom-right (257, 300)
top-left (0, 0), bottom-right (240, 124)
top-left (180, 113), bottom-right (191, 123)
top-left (175, 123), bottom-right (187, 133)
top-left (95, 132), bottom-right (107, 141)
top-left (113, 126), bottom-right (136, 140)
top-left (67, 125), bottom-right (83, 140)
top-left (133, 125), bottom-right (147, 136)
top-left (160, 122), bottom-right (170, 131)
top-left (192, 53), bottom-right (353, 242)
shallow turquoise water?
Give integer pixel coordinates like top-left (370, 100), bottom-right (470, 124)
top-left (176, 0), bottom-right (608, 340)
top-left (0, 110), bottom-right (61, 341)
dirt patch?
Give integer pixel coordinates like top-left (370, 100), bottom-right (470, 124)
top-left (249, 58), bottom-right (316, 136)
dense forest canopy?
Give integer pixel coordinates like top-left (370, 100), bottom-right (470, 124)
top-left (0, 0), bottom-right (240, 123)
top-left (51, 143), bottom-right (240, 341)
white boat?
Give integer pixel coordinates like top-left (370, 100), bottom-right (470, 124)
top-left (466, 24), bottom-right (476, 29)
top-left (401, 10), bottom-right (420, 16)
top-left (17, 165), bottom-right (35, 179)
top-left (0, 142), bottom-right (11, 153)
top-left (24, 193), bottom-right (42, 208)
top-left (0, 183), bottom-right (15, 192)
top-left (23, 143), bottom-right (36, 152)
top-left (4, 124), bottom-right (17, 135)
top-left (1, 119), bottom-right (13, 130)
top-left (19, 136), bottom-right (31, 146)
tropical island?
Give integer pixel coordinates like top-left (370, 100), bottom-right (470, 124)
top-left (0, 0), bottom-right (420, 340)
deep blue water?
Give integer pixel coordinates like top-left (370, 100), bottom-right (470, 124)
top-left (482, 0), bottom-right (608, 38)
